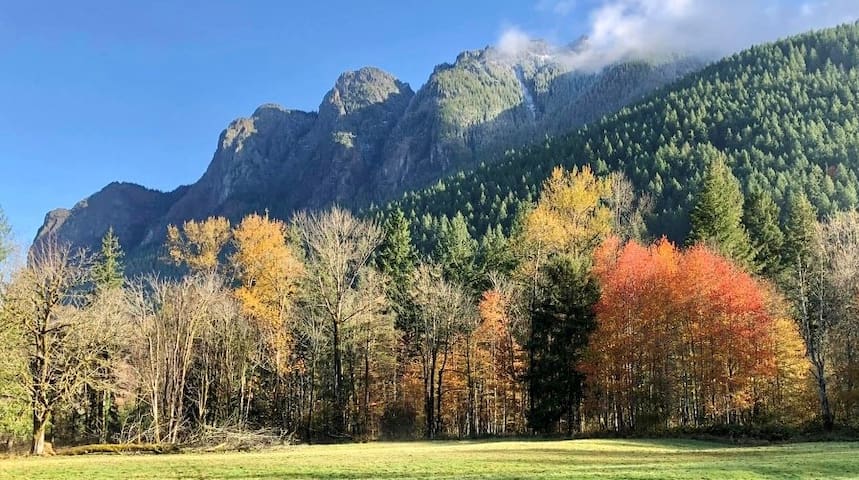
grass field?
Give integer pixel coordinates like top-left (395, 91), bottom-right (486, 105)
top-left (1, 439), bottom-right (857, 479)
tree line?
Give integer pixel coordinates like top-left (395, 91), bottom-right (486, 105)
top-left (2, 157), bottom-right (857, 455)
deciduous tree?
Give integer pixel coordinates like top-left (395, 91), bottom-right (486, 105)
top-left (295, 207), bottom-right (385, 435)
top-left (231, 213), bottom-right (304, 375)
top-left (166, 217), bottom-right (231, 273)
top-left (3, 241), bottom-right (125, 454)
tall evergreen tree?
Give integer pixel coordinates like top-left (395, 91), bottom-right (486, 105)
top-left (744, 190), bottom-right (785, 276)
top-left (376, 209), bottom-right (417, 328)
top-left (780, 191), bottom-right (835, 430)
top-left (87, 227), bottom-right (125, 442)
top-left (527, 255), bottom-right (597, 435)
top-left (434, 213), bottom-right (478, 289)
top-left (781, 191), bottom-right (818, 271)
top-left (93, 227), bottom-right (124, 290)
top-left (687, 152), bottom-right (754, 267)
top-left (477, 224), bottom-right (516, 282)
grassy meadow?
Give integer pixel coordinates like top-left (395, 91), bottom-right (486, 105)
top-left (1, 439), bottom-right (856, 479)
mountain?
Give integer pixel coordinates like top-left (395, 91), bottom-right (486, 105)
top-left (35, 40), bottom-right (702, 267)
top-left (386, 23), bottom-right (859, 246)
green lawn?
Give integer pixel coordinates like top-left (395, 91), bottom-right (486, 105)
top-left (1, 439), bottom-right (856, 479)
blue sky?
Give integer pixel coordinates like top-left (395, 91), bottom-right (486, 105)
top-left (0, 0), bottom-right (854, 246)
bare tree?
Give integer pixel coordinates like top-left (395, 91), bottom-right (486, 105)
top-left (818, 211), bottom-right (859, 420)
top-left (341, 269), bottom-right (395, 439)
top-left (608, 172), bottom-right (653, 243)
top-left (295, 302), bottom-right (327, 441)
top-left (294, 207), bottom-right (384, 435)
top-left (410, 263), bottom-right (474, 438)
top-left (126, 273), bottom-right (230, 443)
top-left (2, 240), bottom-right (125, 454)
top-left (187, 284), bottom-right (254, 428)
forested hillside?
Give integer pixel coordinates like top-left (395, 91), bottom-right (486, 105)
top-left (385, 23), bottom-right (859, 243)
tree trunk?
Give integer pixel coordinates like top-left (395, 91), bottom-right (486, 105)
top-left (307, 357), bottom-right (317, 444)
top-left (31, 410), bottom-right (49, 455)
top-left (813, 358), bottom-right (835, 431)
top-left (32, 317), bottom-right (51, 455)
top-left (332, 318), bottom-right (344, 433)
top-left (425, 353), bottom-right (436, 439)
top-left (466, 337), bottom-right (476, 437)
top-left (100, 391), bottom-right (110, 444)
top-left (363, 341), bottom-right (371, 439)
top-left (436, 346), bottom-right (450, 438)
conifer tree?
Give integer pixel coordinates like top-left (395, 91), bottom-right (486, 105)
top-left (87, 227), bottom-right (125, 442)
top-left (93, 227), bottom-right (124, 290)
top-left (434, 213), bottom-right (478, 289)
top-left (687, 152), bottom-right (754, 267)
top-left (478, 225), bottom-right (516, 279)
top-left (781, 191), bottom-right (818, 271)
top-left (744, 190), bottom-right (784, 276)
top-left (780, 191), bottom-right (834, 430)
top-left (527, 255), bottom-right (597, 435)
top-left (377, 209), bottom-right (418, 329)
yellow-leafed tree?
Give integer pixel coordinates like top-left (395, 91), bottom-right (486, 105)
top-left (521, 165), bottom-right (614, 261)
top-left (166, 216), bottom-right (232, 272)
top-left (231, 213), bottom-right (305, 375)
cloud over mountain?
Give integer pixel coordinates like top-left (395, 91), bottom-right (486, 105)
top-left (505, 0), bottom-right (859, 70)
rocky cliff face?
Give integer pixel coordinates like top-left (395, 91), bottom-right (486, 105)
top-left (35, 44), bottom-right (703, 268)
top-left (36, 182), bottom-right (187, 252)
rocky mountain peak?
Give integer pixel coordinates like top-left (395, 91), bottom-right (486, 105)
top-left (220, 103), bottom-right (310, 153)
top-left (320, 67), bottom-right (413, 121)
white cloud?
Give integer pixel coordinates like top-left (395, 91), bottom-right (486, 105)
top-left (498, 26), bottom-right (534, 56)
top-left (503, 0), bottom-right (859, 71)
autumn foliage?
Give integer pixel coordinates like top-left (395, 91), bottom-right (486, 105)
top-left (6, 164), bottom-right (841, 452)
top-left (584, 237), bottom-right (812, 431)
top-left (231, 213), bottom-right (305, 375)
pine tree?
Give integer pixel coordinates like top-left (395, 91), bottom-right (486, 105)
top-left (477, 224), bottom-right (516, 280)
top-left (744, 190), bottom-right (784, 276)
top-left (377, 209), bottom-right (416, 283)
top-left (93, 227), bottom-right (124, 290)
top-left (779, 190), bottom-right (834, 430)
top-left (434, 213), bottom-right (478, 289)
top-left (86, 227), bottom-right (125, 443)
top-left (687, 152), bottom-right (754, 267)
top-left (527, 255), bottom-right (597, 435)
top-left (377, 209), bottom-right (417, 329)
top-left (781, 191), bottom-right (818, 271)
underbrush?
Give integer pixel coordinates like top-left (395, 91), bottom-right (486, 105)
top-left (60, 443), bottom-right (180, 455)
top-left (11, 422), bottom-right (856, 457)
top-left (581, 422), bottom-right (859, 444)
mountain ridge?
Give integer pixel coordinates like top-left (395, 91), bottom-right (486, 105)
top-left (35, 42), bottom-right (704, 267)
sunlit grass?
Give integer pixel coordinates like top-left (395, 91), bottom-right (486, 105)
top-left (1, 439), bottom-right (856, 479)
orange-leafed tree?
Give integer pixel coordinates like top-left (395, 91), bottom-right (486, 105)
top-left (585, 238), bottom-right (810, 431)
top-left (586, 237), bottom-right (678, 431)
top-left (475, 283), bottom-right (528, 435)
top-left (674, 245), bottom-right (775, 423)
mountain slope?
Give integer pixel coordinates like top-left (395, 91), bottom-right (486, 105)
top-left (386, 23), bottom-right (859, 244)
top-left (36, 42), bottom-right (702, 267)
